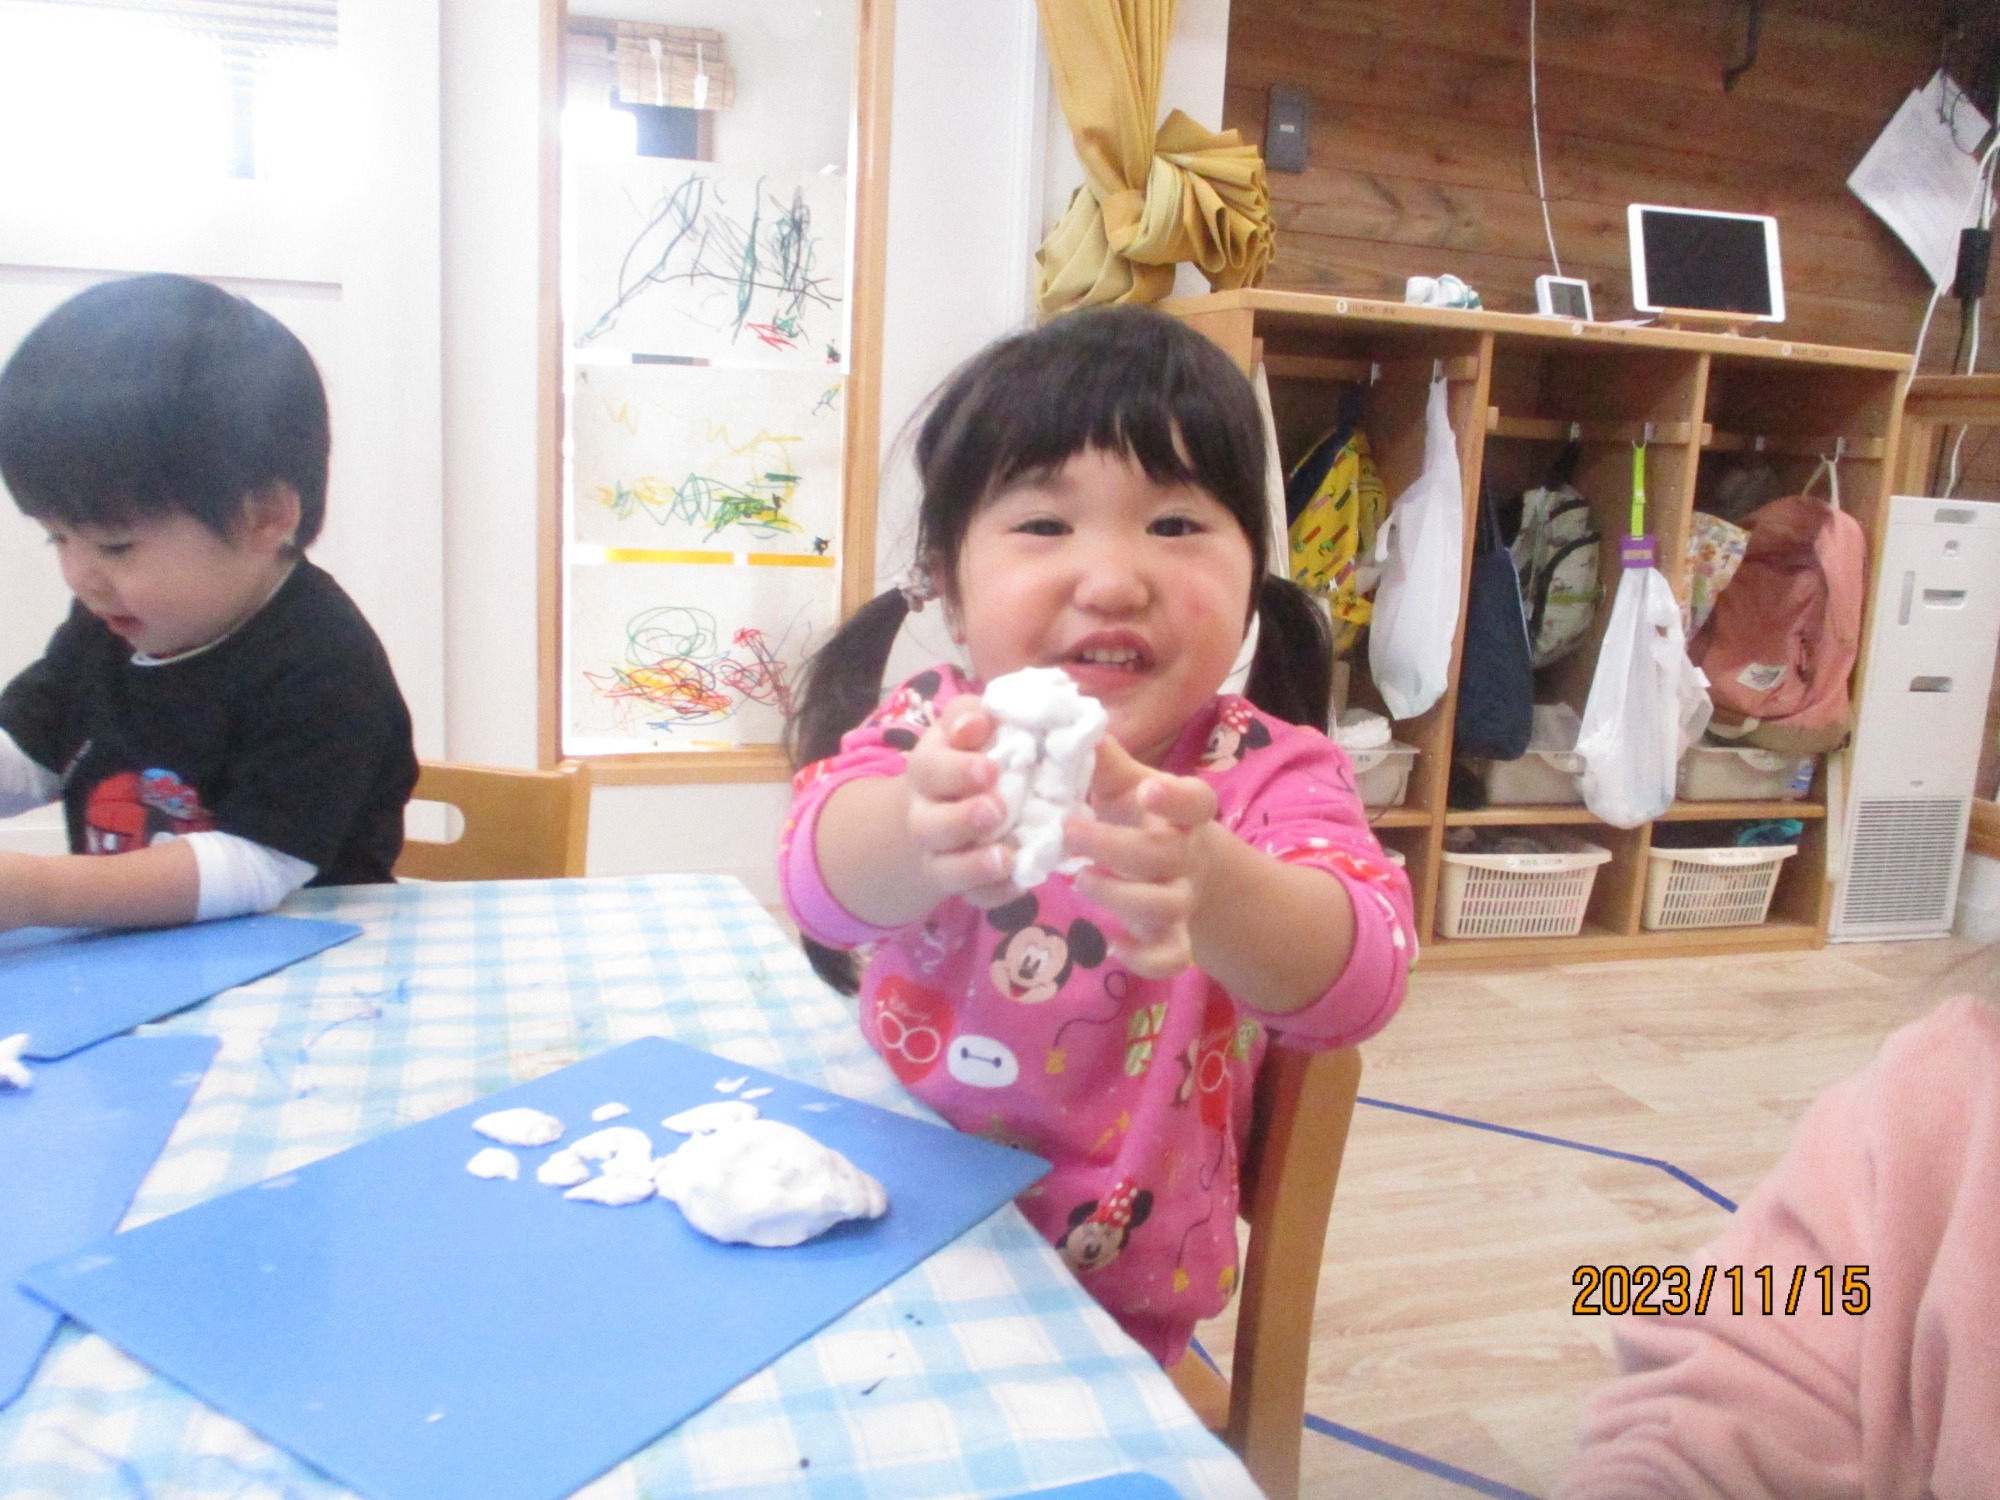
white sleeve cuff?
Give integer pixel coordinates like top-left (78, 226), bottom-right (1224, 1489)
top-left (0, 728), bottom-right (62, 817)
top-left (184, 830), bottom-right (317, 921)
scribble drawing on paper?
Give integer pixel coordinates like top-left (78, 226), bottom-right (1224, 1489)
top-left (583, 606), bottom-right (799, 731)
top-left (590, 424), bottom-right (806, 542)
top-left (571, 365), bottom-right (843, 553)
top-left (579, 172), bottom-right (841, 361)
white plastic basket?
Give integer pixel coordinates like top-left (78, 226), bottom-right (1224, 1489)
top-left (1438, 843), bottom-right (1612, 939)
top-left (1643, 844), bottom-right (1796, 930)
top-left (1350, 742), bottom-right (1418, 810)
top-left (1676, 745), bottom-right (1814, 802)
top-left (1483, 749), bottom-right (1586, 805)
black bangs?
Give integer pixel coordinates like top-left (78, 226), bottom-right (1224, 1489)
top-left (912, 305), bottom-right (1270, 576)
top-left (0, 274), bottom-right (330, 545)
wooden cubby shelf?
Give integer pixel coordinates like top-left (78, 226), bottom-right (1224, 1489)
top-left (1164, 288), bottom-right (1910, 969)
top-left (1368, 807), bottom-right (1436, 829)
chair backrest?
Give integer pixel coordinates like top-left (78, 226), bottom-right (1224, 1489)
top-left (1172, 1042), bottom-right (1364, 1500)
top-left (395, 761), bottom-right (591, 882)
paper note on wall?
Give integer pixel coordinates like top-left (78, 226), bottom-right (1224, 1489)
top-left (1849, 70), bottom-right (1992, 289)
top-left (568, 160), bottom-right (848, 366)
top-left (572, 365), bottom-right (843, 554)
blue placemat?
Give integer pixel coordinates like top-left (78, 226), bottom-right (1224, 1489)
top-left (0, 915), bottom-right (359, 1059)
top-left (25, 1035), bottom-right (1052, 1500)
top-left (0, 1034), bottom-right (218, 1408)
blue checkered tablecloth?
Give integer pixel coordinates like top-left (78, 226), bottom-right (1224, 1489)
top-left (0, 874), bottom-right (1258, 1500)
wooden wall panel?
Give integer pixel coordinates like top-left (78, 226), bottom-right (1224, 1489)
top-left (1225, 0), bottom-right (1999, 363)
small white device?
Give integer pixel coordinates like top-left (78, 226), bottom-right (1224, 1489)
top-left (1628, 204), bottom-right (1785, 323)
top-left (1535, 275), bottom-right (1593, 320)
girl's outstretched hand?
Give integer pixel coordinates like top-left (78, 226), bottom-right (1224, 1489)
top-left (903, 695), bottom-right (1020, 910)
top-left (1065, 734), bottom-right (1219, 979)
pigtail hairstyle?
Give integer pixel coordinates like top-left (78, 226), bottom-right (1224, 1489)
top-left (786, 305), bottom-right (1334, 992)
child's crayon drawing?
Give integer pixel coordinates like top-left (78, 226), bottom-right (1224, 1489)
top-left (572, 365), bottom-right (843, 554)
top-left (566, 561), bottom-right (835, 753)
top-left (568, 161), bottom-right (846, 367)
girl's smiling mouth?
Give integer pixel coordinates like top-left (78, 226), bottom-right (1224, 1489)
top-left (1056, 631), bottom-right (1155, 684)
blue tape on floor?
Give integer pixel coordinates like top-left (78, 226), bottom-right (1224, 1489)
top-left (1187, 1340), bottom-right (1541, 1499)
top-left (1357, 1096), bottom-right (1737, 1212)
top-left (1303, 1414), bottom-right (1544, 1500)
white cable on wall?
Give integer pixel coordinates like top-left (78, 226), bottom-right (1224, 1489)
top-left (1529, 0), bottom-right (1563, 277)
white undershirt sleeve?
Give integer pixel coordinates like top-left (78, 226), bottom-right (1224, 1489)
top-left (183, 830), bottom-right (317, 922)
top-left (0, 728), bottom-right (62, 817)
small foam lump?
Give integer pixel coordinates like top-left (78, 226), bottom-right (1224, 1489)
top-left (591, 1102), bottom-right (630, 1122)
top-left (0, 1034), bottom-right (31, 1091)
top-left (654, 1118), bottom-right (888, 1247)
top-left (663, 1100), bottom-right (759, 1134)
top-left (472, 1108), bottom-right (564, 1148)
top-left (565, 1173), bottom-right (656, 1207)
top-left (981, 667), bottom-right (1108, 888)
top-left (465, 1147), bottom-right (519, 1181)
top-left (536, 1150), bottom-right (591, 1188)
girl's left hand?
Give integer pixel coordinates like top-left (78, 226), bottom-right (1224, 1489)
top-left (1064, 735), bottom-right (1219, 980)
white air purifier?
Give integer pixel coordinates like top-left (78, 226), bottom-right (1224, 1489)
top-left (1831, 496), bottom-right (2000, 939)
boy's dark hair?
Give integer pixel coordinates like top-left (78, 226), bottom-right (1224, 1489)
top-left (786, 304), bottom-right (1333, 993)
top-left (0, 273), bottom-right (330, 546)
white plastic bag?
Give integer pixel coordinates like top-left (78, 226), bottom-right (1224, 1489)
top-left (1369, 369), bottom-right (1464, 720)
top-left (1576, 565), bottom-right (1713, 828)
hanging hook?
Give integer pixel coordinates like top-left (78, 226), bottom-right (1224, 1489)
top-left (1637, 421), bottom-right (1654, 449)
top-left (1431, 357), bottom-right (1443, 382)
top-left (1832, 435), bottom-right (1847, 464)
top-left (1752, 433), bottom-right (1766, 453)
top-left (1568, 420), bottom-right (1581, 443)
top-left (1369, 361), bottom-right (1382, 387)
top-left (1723, 0), bottom-right (1763, 92)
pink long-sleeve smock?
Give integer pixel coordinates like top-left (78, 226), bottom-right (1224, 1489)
top-left (780, 665), bottom-right (1414, 1364)
top-left (1563, 995), bottom-right (2000, 1499)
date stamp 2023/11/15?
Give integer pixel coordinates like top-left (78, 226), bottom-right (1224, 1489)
top-left (1573, 1264), bottom-right (1871, 1317)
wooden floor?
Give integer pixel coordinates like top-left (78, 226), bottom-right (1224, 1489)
top-left (1193, 936), bottom-right (1981, 1500)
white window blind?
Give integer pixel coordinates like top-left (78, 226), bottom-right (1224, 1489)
top-left (29, 0), bottom-right (334, 51)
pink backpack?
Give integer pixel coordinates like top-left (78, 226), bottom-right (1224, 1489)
top-left (1689, 487), bottom-right (1866, 755)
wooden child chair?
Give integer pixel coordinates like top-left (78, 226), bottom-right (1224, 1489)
top-left (1168, 1043), bottom-right (1364, 1500)
top-left (395, 761), bottom-right (591, 882)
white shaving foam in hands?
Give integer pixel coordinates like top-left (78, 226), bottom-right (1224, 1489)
top-left (663, 1100), bottom-right (760, 1134)
top-left (654, 1119), bottom-right (888, 1246)
top-left (472, 1108), bottom-right (564, 1148)
top-left (465, 1147), bottom-right (519, 1181)
top-left (0, 1034), bottom-right (31, 1091)
top-left (981, 667), bottom-right (1109, 888)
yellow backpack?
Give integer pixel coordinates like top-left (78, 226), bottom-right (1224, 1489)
top-left (1286, 422), bottom-right (1387, 655)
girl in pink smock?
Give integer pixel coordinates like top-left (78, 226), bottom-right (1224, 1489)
top-left (780, 307), bottom-right (1413, 1367)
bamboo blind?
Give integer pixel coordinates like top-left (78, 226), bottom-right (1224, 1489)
top-left (612, 22), bottom-right (733, 112)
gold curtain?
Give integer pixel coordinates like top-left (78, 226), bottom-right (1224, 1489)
top-left (1034, 0), bottom-right (1274, 320)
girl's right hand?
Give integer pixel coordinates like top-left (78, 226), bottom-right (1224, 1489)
top-left (904, 696), bottom-right (1018, 909)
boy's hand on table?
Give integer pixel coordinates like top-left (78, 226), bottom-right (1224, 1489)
top-left (903, 696), bottom-right (1019, 910)
top-left (1066, 734), bottom-right (1219, 980)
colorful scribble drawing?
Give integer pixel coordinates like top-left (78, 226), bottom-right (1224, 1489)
top-left (581, 173), bottom-right (840, 357)
top-left (583, 605), bottom-right (801, 733)
top-left (588, 419), bottom-right (808, 542)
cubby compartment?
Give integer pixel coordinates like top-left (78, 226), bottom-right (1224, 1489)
top-left (1166, 289), bottom-right (1908, 967)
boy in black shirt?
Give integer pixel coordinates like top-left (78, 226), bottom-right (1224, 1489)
top-left (0, 274), bottom-right (417, 929)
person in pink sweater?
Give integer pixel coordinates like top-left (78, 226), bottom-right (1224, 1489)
top-left (779, 308), bottom-right (1413, 1366)
top-left (1561, 993), bottom-right (2000, 1498)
